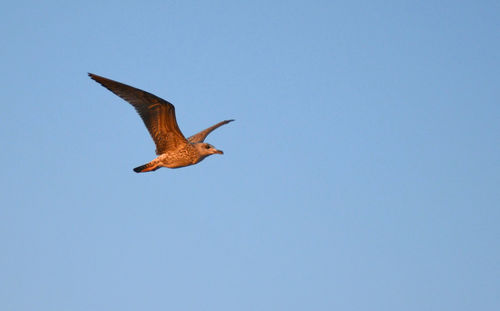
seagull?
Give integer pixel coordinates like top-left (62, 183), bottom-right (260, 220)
top-left (89, 73), bottom-right (233, 173)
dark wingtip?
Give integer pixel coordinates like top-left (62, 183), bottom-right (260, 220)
top-left (88, 73), bottom-right (99, 82)
top-left (88, 73), bottom-right (109, 84)
top-left (226, 119), bottom-right (235, 123)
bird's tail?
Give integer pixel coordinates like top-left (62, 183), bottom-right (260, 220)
top-left (133, 162), bottom-right (160, 173)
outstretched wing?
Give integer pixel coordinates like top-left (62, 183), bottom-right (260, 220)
top-left (89, 73), bottom-right (188, 155)
top-left (188, 119), bottom-right (234, 143)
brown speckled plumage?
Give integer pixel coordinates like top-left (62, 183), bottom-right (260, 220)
top-left (89, 73), bottom-right (233, 173)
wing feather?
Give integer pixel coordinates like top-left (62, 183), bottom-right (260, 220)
top-left (89, 73), bottom-right (188, 154)
top-left (188, 120), bottom-right (234, 143)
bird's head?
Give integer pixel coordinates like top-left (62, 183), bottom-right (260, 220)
top-left (194, 142), bottom-right (224, 156)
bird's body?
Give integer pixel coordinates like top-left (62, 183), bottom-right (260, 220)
top-left (146, 144), bottom-right (213, 170)
top-left (158, 145), bottom-right (203, 168)
top-left (88, 73), bottom-right (233, 173)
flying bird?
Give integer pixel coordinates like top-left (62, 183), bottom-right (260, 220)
top-left (89, 73), bottom-right (233, 173)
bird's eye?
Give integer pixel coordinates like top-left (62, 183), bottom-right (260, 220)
top-left (205, 145), bottom-right (211, 149)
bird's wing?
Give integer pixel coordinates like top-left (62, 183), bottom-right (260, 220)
top-left (188, 119), bottom-right (234, 143)
top-left (89, 73), bottom-right (188, 155)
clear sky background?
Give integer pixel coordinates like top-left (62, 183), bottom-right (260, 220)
top-left (1, 1), bottom-right (498, 310)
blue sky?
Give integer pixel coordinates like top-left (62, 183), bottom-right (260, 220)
top-left (1, 1), bottom-right (499, 310)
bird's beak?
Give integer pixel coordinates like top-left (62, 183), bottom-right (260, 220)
top-left (215, 149), bottom-right (224, 155)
